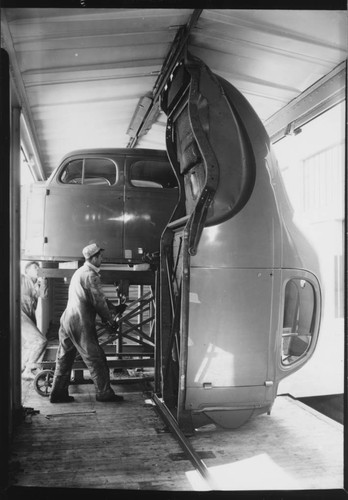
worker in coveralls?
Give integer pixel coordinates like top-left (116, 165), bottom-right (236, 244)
top-left (21, 261), bottom-right (48, 380)
top-left (50, 243), bottom-right (124, 403)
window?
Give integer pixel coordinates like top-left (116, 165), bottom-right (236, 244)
top-left (130, 160), bottom-right (177, 188)
top-left (281, 279), bottom-right (316, 365)
top-left (60, 157), bottom-right (117, 185)
top-left (302, 143), bottom-right (344, 216)
top-left (60, 159), bottom-right (83, 184)
top-left (273, 102), bottom-right (345, 222)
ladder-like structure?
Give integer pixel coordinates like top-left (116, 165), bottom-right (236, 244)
top-left (39, 268), bottom-right (156, 378)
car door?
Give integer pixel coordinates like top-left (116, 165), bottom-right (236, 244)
top-left (123, 152), bottom-right (179, 261)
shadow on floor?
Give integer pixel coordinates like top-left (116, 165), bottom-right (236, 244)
top-left (298, 394), bottom-right (344, 424)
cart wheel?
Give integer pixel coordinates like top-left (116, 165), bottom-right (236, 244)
top-left (34, 369), bottom-right (54, 397)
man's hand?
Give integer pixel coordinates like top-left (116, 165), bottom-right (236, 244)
top-left (115, 303), bottom-right (127, 315)
top-left (107, 320), bottom-right (119, 332)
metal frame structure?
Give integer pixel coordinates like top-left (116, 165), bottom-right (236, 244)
top-left (34, 281), bottom-right (156, 396)
top-left (39, 268), bottom-right (156, 372)
top-left (127, 9), bottom-right (203, 148)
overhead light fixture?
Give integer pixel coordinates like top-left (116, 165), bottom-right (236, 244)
top-left (127, 94), bottom-right (153, 139)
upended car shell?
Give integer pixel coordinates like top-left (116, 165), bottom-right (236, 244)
top-left (185, 87), bottom-right (322, 429)
top-left (159, 55), bottom-right (322, 430)
top-left (22, 149), bottom-right (179, 263)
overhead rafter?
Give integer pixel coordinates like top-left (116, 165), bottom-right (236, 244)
top-left (126, 8), bottom-right (202, 148)
top-left (265, 61), bottom-right (346, 144)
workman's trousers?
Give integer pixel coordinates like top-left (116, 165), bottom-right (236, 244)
top-left (21, 311), bottom-right (47, 371)
top-left (50, 324), bottom-right (115, 400)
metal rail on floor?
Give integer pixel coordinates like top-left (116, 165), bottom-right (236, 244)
top-left (151, 393), bottom-right (218, 490)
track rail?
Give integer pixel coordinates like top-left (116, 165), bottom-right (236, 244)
top-left (151, 393), bottom-right (218, 490)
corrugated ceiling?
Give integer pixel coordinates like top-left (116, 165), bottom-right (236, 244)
top-left (1, 8), bottom-right (347, 178)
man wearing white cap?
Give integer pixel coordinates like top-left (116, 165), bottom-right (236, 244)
top-left (50, 243), bottom-right (124, 403)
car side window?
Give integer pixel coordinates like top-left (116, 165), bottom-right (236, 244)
top-left (281, 279), bottom-right (316, 365)
top-left (60, 157), bottom-right (117, 185)
top-left (130, 160), bottom-right (177, 188)
top-left (60, 159), bottom-right (83, 184)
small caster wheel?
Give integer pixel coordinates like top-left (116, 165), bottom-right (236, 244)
top-left (34, 369), bottom-right (54, 397)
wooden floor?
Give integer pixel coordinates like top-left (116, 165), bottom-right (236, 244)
top-left (8, 375), bottom-right (344, 494)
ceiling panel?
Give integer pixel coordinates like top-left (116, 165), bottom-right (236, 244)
top-left (1, 7), bottom-right (347, 178)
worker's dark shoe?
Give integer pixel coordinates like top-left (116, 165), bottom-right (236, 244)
top-left (50, 395), bottom-right (75, 403)
top-left (96, 393), bottom-right (124, 402)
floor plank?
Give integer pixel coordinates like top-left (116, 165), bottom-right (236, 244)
top-left (8, 378), bottom-right (344, 493)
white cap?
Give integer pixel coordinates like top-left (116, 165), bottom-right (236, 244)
top-left (82, 243), bottom-right (104, 260)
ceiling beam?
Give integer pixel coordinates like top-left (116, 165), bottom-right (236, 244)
top-left (127, 9), bottom-right (203, 148)
top-left (265, 61), bottom-right (346, 144)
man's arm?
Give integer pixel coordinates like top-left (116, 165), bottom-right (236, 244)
top-left (88, 274), bottom-right (113, 323)
top-left (37, 277), bottom-right (49, 299)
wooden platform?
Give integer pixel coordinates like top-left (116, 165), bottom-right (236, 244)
top-left (8, 378), bottom-right (344, 494)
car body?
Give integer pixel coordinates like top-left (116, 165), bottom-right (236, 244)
top-left (22, 148), bottom-right (178, 263)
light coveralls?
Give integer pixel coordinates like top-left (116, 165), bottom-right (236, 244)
top-left (21, 274), bottom-right (48, 371)
top-left (50, 261), bottom-right (116, 400)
